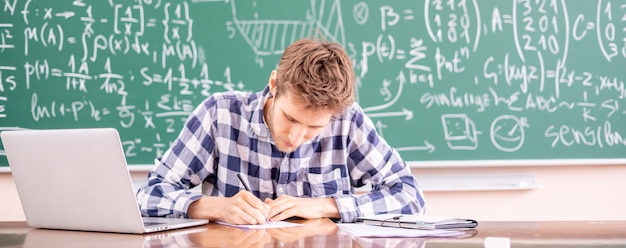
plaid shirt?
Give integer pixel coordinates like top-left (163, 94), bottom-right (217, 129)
top-left (136, 86), bottom-right (425, 223)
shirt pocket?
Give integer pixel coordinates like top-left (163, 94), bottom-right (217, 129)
top-left (305, 167), bottom-right (351, 197)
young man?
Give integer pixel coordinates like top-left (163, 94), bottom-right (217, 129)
top-left (136, 38), bottom-right (425, 224)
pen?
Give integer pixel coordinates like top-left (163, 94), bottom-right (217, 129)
top-left (237, 173), bottom-right (270, 223)
top-left (237, 173), bottom-right (252, 191)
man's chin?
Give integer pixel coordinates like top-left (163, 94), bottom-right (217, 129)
top-left (274, 138), bottom-right (299, 153)
top-left (276, 144), bottom-right (297, 153)
top-left (277, 147), bottom-right (296, 153)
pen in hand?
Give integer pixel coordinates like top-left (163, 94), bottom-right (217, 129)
top-left (237, 173), bottom-right (271, 224)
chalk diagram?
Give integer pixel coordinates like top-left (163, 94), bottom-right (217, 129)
top-left (229, 0), bottom-right (346, 67)
top-left (440, 114), bottom-right (529, 152)
top-left (490, 115), bottom-right (528, 152)
top-left (441, 114), bottom-right (481, 150)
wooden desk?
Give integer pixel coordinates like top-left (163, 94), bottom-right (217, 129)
top-left (0, 219), bottom-right (625, 247)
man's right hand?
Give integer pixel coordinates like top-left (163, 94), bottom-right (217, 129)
top-left (188, 191), bottom-right (270, 224)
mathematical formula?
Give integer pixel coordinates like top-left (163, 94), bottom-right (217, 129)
top-left (1, 0), bottom-right (625, 164)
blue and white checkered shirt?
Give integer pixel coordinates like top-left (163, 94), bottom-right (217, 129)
top-left (137, 86), bottom-right (425, 223)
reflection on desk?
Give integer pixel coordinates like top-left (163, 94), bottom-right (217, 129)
top-left (25, 226), bottom-right (219, 248)
top-left (183, 218), bottom-right (349, 247)
top-left (0, 220), bottom-right (625, 247)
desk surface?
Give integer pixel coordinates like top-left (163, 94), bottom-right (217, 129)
top-left (1, 219), bottom-right (625, 248)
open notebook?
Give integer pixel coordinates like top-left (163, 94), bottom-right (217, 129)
top-left (1, 128), bottom-right (208, 234)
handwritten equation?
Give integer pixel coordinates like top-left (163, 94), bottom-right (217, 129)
top-left (0, 0), bottom-right (248, 164)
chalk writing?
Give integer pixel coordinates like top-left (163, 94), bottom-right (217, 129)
top-left (1, 0), bottom-right (625, 165)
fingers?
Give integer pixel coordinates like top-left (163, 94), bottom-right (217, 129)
top-left (269, 209), bottom-right (294, 222)
top-left (234, 191), bottom-right (271, 224)
top-left (266, 196), bottom-right (296, 221)
top-left (266, 197), bottom-right (337, 221)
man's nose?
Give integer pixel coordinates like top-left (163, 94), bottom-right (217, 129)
top-left (287, 124), bottom-right (307, 145)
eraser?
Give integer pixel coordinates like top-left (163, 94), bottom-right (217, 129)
top-left (484, 237), bottom-right (510, 248)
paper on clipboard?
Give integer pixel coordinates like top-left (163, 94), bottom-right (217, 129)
top-left (358, 214), bottom-right (478, 230)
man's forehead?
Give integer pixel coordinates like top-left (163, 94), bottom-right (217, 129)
top-left (274, 94), bottom-right (332, 126)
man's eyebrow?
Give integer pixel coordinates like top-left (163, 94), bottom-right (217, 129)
top-left (283, 110), bottom-right (328, 128)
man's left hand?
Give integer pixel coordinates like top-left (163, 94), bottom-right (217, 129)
top-left (264, 196), bottom-right (340, 221)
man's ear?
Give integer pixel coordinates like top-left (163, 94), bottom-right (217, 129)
top-left (268, 70), bottom-right (277, 96)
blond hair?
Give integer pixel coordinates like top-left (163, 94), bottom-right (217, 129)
top-left (275, 38), bottom-right (355, 115)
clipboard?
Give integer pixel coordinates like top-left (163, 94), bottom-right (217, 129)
top-left (358, 214), bottom-right (478, 230)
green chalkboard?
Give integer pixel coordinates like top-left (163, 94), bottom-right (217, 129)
top-left (1, 0), bottom-right (626, 167)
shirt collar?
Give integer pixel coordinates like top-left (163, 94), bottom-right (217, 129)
top-left (249, 85), bottom-right (273, 138)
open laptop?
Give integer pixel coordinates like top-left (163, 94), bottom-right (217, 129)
top-left (1, 128), bottom-right (208, 234)
top-left (23, 225), bottom-right (208, 247)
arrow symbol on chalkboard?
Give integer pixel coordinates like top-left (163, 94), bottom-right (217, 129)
top-left (55, 11), bottom-right (75, 19)
top-left (366, 108), bottom-right (413, 120)
top-left (363, 71), bottom-right (407, 113)
top-left (395, 140), bottom-right (436, 154)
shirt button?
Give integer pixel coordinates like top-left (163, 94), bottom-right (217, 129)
top-left (278, 187), bottom-right (284, 193)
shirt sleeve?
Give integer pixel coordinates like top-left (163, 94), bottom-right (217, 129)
top-left (136, 98), bottom-right (217, 218)
top-left (333, 106), bottom-right (426, 222)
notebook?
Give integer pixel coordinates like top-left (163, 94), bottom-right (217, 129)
top-left (1, 128), bottom-right (208, 234)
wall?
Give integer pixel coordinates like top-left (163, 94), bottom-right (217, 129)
top-left (414, 165), bottom-right (626, 221)
top-left (2, 165), bottom-right (625, 222)
top-left (0, 173), bottom-right (23, 221)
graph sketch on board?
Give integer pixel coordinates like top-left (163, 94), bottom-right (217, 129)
top-left (230, 0), bottom-right (346, 61)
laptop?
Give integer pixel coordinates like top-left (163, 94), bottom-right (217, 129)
top-left (23, 225), bottom-right (208, 247)
top-left (1, 128), bottom-right (208, 234)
